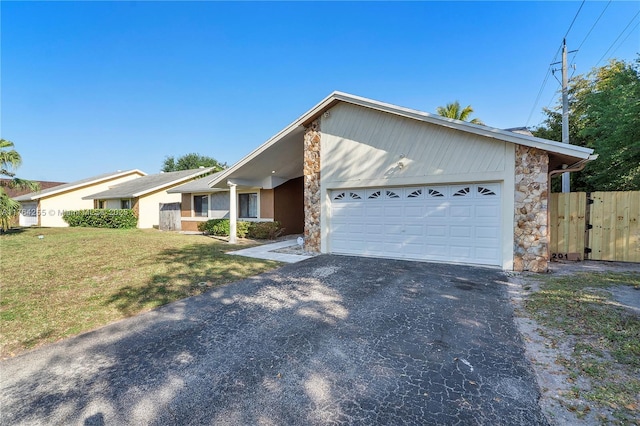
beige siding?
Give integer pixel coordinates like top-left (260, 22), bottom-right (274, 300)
top-left (137, 190), bottom-right (181, 229)
top-left (39, 174), bottom-right (142, 227)
top-left (319, 103), bottom-right (516, 270)
top-left (321, 103), bottom-right (507, 187)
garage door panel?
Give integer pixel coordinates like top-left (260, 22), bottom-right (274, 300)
top-left (475, 204), bottom-right (500, 218)
top-left (330, 183), bottom-right (501, 266)
top-left (450, 205), bottom-right (472, 218)
top-left (476, 226), bottom-right (500, 240)
top-left (426, 225), bottom-right (447, 237)
top-left (450, 226), bottom-right (472, 238)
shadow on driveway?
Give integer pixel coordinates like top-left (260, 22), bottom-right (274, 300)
top-left (0, 256), bottom-right (547, 425)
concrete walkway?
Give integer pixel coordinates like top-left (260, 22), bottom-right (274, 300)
top-left (227, 239), bottom-right (314, 263)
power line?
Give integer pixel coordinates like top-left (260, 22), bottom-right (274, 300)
top-left (525, 1), bottom-right (586, 127)
top-left (596, 9), bottom-right (640, 66)
top-left (610, 19), bottom-right (640, 59)
top-left (570, 0), bottom-right (612, 64)
top-left (564, 0), bottom-right (586, 40)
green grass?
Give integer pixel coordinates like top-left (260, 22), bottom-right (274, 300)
top-left (525, 272), bottom-right (640, 423)
top-left (0, 227), bottom-right (280, 358)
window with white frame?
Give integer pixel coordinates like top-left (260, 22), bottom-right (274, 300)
top-left (193, 195), bottom-right (209, 217)
top-left (121, 199), bottom-right (131, 209)
top-left (239, 193), bottom-right (258, 218)
top-left (98, 200), bottom-right (106, 209)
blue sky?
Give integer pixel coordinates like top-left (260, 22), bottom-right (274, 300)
top-left (2, 1), bottom-right (639, 182)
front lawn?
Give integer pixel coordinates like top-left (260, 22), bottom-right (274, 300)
top-left (0, 227), bottom-right (280, 358)
top-left (525, 272), bottom-right (640, 424)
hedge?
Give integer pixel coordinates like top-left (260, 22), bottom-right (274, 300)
top-left (197, 219), bottom-right (283, 240)
top-left (62, 209), bottom-right (138, 229)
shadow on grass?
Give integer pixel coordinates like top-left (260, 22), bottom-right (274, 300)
top-left (105, 242), bottom-right (279, 316)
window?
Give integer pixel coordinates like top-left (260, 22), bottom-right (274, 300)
top-left (98, 200), bottom-right (106, 209)
top-left (121, 199), bottom-right (131, 209)
top-left (239, 193), bottom-right (258, 218)
top-left (194, 195), bottom-right (209, 217)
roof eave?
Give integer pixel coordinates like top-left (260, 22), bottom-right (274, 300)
top-left (209, 91), bottom-right (594, 187)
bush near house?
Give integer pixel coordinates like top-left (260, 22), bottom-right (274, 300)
top-left (197, 219), bottom-right (283, 240)
top-left (62, 209), bottom-right (138, 229)
top-left (247, 221), bottom-right (284, 240)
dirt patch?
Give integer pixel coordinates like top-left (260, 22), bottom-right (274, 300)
top-left (508, 261), bottom-right (640, 425)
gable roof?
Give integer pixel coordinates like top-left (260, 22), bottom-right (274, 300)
top-left (1, 179), bottom-right (66, 198)
top-left (208, 91), bottom-right (595, 189)
top-left (84, 168), bottom-right (216, 199)
top-left (167, 171), bottom-right (227, 193)
top-left (14, 170), bottom-right (146, 201)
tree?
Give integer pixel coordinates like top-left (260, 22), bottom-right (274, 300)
top-left (0, 139), bottom-right (39, 232)
top-left (436, 101), bottom-right (484, 125)
top-left (533, 58), bottom-right (640, 191)
top-left (161, 153), bottom-right (227, 172)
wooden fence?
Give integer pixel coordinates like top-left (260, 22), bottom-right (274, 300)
top-left (159, 203), bottom-right (181, 231)
top-left (549, 191), bottom-right (640, 262)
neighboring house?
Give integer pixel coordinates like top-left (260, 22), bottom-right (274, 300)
top-left (15, 170), bottom-right (146, 227)
top-left (2, 179), bottom-right (66, 227)
top-left (84, 168), bottom-right (215, 229)
top-left (206, 91), bottom-right (596, 272)
top-left (1, 179), bottom-right (67, 199)
top-left (168, 172), bottom-right (304, 234)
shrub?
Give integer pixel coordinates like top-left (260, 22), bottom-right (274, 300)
top-left (247, 221), bottom-right (284, 240)
top-left (62, 209), bottom-right (138, 229)
top-left (197, 219), bottom-right (250, 238)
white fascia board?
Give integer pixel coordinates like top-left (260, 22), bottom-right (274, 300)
top-left (209, 91), bottom-right (594, 189)
top-left (330, 92), bottom-right (594, 159)
top-left (208, 93), bottom-right (340, 188)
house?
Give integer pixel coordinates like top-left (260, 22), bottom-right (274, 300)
top-left (1, 179), bottom-right (67, 199)
top-left (168, 172), bottom-right (304, 235)
top-left (83, 168), bottom-right (215, 229)
top-left (205, 91), bottom-right (596, 272)
top-left (15, 170), bottom-right (146, 227)
top-left (2, 179), bottom-right (66, 227)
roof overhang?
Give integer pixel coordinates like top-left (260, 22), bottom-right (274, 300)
top-left (209, 91), bottom-right (595, 188)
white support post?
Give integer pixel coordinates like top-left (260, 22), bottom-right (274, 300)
top-left (228, 182), bottom-right (237, 244)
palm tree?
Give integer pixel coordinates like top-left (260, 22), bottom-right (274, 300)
top-left (0, 139), bottom-right (39, 232)
top-left (436, 101), bottom-right (484, 125)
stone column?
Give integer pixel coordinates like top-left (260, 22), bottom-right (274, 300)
top-left (514, 145), bottom-right (549, 272)
top-left (303, 119), bottom-right (321, 253)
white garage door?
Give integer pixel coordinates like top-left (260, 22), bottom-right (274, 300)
top-left (330, 183), bottom-right (501, 266)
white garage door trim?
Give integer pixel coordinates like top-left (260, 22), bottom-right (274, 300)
top-left (329, 183), bottom-right (502, 266)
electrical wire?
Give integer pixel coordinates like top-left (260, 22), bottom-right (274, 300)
top-left (596, 9), bottom-right (640, 66)
top-left (609, 19), bottom-right (640, 59)
top-left (564, 0), bottom-right (586, 40)
top-left (525, 1), bottom-right (586, 127)
top-left (570, 0), bottom-right (612, 64)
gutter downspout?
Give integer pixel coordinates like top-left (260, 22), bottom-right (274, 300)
top-left (546, 154), bottom-right (598, 261)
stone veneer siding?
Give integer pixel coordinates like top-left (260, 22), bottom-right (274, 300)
top-left (303, 119), bottom-right (321, 253)
top-left (514, 145), bottom-right (549, 272)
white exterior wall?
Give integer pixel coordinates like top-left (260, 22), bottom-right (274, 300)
top-left (137, 191), bottom-right (182, 229)
top-left (38, 174), bottom-right (142, 227)
top-left (319, 103), bottom-right (516, 269)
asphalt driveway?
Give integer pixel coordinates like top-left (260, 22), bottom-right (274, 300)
top-left (0, 256), bottom-right (547, 425)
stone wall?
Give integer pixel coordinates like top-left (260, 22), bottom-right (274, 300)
top-left (514, 145), bottom-right (549, 272)
top-left (303, 119), bottom-right (322, 253)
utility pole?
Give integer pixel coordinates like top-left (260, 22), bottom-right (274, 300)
top-left (561, 38), bottom-right (570, 193)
